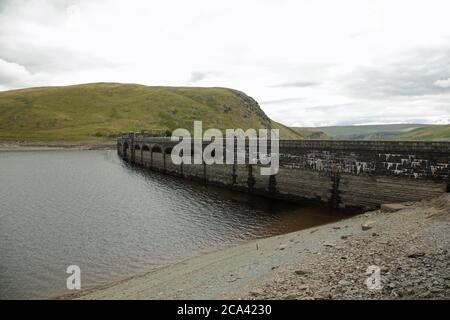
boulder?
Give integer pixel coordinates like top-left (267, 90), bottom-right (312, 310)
top-left (361, 220), bottom-right (376, 231)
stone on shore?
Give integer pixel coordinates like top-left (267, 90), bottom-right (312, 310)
top-left (361, 220), bottom-right (376, 231)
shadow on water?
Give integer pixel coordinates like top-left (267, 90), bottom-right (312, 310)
top-left (124, 161), bottom-right (355, 237)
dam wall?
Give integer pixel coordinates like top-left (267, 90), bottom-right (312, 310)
top-left (118, 134), bottom-right (450, 211)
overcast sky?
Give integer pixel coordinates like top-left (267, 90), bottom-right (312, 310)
top-left (0, 0), bottom-right (449, 126)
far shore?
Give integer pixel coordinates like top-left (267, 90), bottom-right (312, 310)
top-left (63, 195), bottom-right (450, 300)
top-left (0, 140), bottom-right (116, 151)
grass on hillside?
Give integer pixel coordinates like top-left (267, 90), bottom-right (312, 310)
top-left (0, 83), bottom-right (302, 141)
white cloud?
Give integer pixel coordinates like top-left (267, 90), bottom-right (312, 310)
top-left (0, 58), bottom-right (46, 89)
top-left (0, 0), bottom-right (450, 125)
top-left (0, 59), bottom-right (30, 84)
top-left (434, 78), bottom-right (450, 88)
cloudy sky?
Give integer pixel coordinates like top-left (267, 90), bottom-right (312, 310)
top-left (0, 0), bottom-right (449, 126)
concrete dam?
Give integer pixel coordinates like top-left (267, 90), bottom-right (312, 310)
top-left (117, 133), bottom-right (450, 211)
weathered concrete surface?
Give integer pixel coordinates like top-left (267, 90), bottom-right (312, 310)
top-left (117, 134), bottom-right (450, 210)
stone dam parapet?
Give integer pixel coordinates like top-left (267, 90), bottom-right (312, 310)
top-left (117, 133), bottom-right (450, 211)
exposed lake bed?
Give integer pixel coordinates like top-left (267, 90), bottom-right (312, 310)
top-left (73, 194), bottom-right (450, 300)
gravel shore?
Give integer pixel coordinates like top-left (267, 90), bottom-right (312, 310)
top-left (0, 141), bottom-right (115, 151)
top-left (70, 194), bottom-right (450, 300)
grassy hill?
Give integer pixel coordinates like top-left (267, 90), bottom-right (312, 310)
top-left (296, 124), bottom-right (449, 141)
top-left (392, 125), bottom-right (450, 141)
top-left (0, 83), bottom-right (302, 141)
top-left (290, 127), bottom-right (331, 140)
top-left (315, 124), bottom-right (430, 140)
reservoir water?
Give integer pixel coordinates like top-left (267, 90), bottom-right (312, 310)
top-left (0, 150), bottom-right (350, 299)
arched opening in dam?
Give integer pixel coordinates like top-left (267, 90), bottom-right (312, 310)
top-left (122, 142), bottom-right (129, 161)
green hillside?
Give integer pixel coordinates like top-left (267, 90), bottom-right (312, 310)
top-left (0, 83), bottom-right (302, 141)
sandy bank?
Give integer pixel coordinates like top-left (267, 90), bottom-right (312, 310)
top-left (0, 140), bottom-right (116, 151)
top-left (69, 195), bottom-right (450, 300)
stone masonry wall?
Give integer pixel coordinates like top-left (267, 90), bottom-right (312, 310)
top-left (117, 136), bottom-right (450, 211)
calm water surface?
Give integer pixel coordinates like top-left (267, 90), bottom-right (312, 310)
top-left (0, 150), bottom-right (350, 299)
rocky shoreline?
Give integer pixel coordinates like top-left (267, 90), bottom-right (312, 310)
top-left (232, 196), bottom-right (450, 300)
top-left (68, 194), bottom-right (449, 300)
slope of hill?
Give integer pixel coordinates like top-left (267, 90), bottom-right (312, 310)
top-left (315, 124), bottom-right (431, 140)
top-left (0, 83), bottom-right (302, 141)
top-left (294, 124), bottom-right (449, 141)
top-left (393, 125), bottom-right (450, 141)
top-left (290, 127), bottom-right (332, 140)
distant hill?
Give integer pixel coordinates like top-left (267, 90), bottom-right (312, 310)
top-left (290, 127), bottom-right (332, 140)
top-left (295, 124), bottom-right (450, 141)
top-left (0, 83), bottom-right (302, 141)
top-left (392, 125), bottom-right (450, 141)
